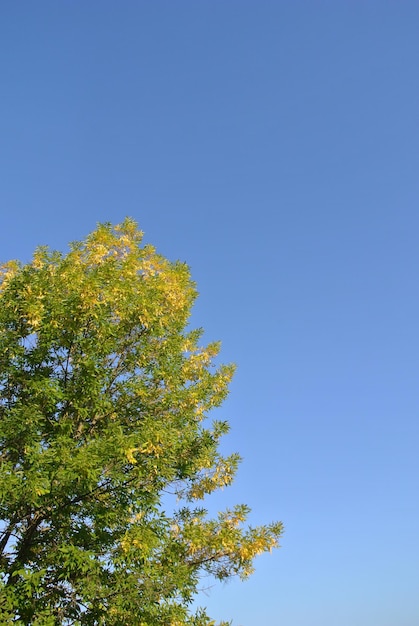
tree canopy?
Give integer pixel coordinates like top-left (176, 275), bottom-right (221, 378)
top-left (0, 219), bottom-right (282, 625)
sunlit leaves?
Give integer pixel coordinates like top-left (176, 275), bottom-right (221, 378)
top-left (0, 220), bottom-right (282, 624)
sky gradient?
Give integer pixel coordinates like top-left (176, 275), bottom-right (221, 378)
top-left (1, 2), bottom-right (419, 625)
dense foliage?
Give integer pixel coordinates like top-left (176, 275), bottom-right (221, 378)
top-left (0, 220), bottom-right (282, 625)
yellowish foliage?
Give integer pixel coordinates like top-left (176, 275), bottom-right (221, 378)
top-left (0, 219), bottom-right (283, 625)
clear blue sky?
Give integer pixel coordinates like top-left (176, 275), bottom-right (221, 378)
top-left (1, 2), bottom-right (419, 625)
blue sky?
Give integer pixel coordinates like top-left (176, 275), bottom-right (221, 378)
top-left (1, 2), bottom-right (419, 625)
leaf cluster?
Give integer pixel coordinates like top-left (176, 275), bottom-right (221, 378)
top-left (0, 220), bottom-right (282, 625)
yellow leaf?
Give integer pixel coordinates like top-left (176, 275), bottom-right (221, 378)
top-left (125, 448), bottom-right (138, 464)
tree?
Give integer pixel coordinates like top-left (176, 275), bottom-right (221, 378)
top-left (0, 219), bottom-right (282, 625)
